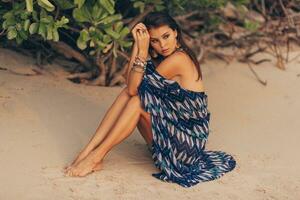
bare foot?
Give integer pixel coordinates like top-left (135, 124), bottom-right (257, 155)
top-left (93, 162), bottom-right (103, 172)
top-left (64, 149), bottom-right (91, 172)
top-left (65, 153), bottom-right (102, 177)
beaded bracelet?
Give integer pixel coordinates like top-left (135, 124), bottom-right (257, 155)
top-left (131, 56), bottom-right (147, 73)
top-left (132, 63), bottom-right (146, 72)
top-left (131, 65), bottom-right (145, 73)
top-left (133, 56), bottom-right (146, 67)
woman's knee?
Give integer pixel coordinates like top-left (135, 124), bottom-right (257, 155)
top-left (127, 95), bottom-right (142, 110)
top-left (119, 86), bottom-right (131, 99)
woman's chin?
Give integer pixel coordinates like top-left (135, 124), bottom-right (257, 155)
top-left (160, 52), bottom-right (170, 57)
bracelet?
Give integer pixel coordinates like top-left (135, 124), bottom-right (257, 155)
top-left (133, 56), bottom-right (147, 67)
top-left (136, 55), bottom-right (147, 63)
top-left (131, 56), bottom-right (147, 73)
top-left (131, 66), bottom-right (145, 73)
top-left (133, 64), bottom-right (146, 71)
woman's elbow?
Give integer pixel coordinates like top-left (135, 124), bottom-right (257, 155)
top-left (127, 87), bottom-right (138, 96)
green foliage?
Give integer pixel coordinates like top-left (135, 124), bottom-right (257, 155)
top-left (37, 0), bottom-right (55, 12)
top-left (166, 0), bottom-right (230, 12)
top-left (52, 0), bottom-right (75, 10)
top-left (0, 0), bottom-right (251, 56)
top-left (2, 3), bottom-right (31, 44)
top-left (244, 19), bottom-right (260, 32)
top-left (131, 0), bottom-right (165, 13)
top-left (0, 0), bottom-right (132, 55)
top-left (72, 0), bottom-right (131, 53)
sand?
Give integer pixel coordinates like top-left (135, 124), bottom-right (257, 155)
top-left (0, 47), bottom-right (299, 200)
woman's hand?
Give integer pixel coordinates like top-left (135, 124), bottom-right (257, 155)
top-left (131, 22), bottom-right (149, 60)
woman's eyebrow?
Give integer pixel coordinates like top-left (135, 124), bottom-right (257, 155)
top-left (150, 32), bottom-right (169, 39)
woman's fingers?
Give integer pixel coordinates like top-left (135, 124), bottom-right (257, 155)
top-left (137, 28), bottom-right (148, 37)
top-left (132, 23), bottom-right (148, 34)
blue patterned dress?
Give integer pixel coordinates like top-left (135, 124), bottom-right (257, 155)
top-left (137, 59), bottom-right (236, 187)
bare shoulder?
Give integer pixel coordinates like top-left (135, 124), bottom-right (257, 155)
top-left (163, 50), bottom-right (191, 66)
top-left (155, 50), bottom-right (191, 80)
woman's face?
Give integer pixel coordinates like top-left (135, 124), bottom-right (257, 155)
top-left (148, 25), bottom-right (178, 57)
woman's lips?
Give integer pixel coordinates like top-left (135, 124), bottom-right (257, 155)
top-left (162, 49), bottom-right (169, 53)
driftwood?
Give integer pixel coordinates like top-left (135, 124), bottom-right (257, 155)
top-left (0, 66), bottom-right (43, 76)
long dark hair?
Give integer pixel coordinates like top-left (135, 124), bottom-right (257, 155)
top-left (143, 11), bottom-right (202, 81)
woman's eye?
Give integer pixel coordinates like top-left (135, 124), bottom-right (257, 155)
top-left (151, 40), bottom-right (157, 43)
top-left (163, 35), bottom-right (169, 39)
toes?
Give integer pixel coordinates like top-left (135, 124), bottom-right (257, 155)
top-left (64, 164), bottom-right (70, 169)
top-left (65, 168), bottom-right (75, 177)
top-left (64, 166), bottom-right (72, 174)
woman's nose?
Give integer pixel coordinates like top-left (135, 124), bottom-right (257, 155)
top-left (159, 40), bottom-right (167, 48)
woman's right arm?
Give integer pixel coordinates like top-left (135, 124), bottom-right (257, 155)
top-left (123, 42), bottom-right (138, 85)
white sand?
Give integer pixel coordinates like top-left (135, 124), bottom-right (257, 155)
top-left (0, 48), bottom-right (299, 199)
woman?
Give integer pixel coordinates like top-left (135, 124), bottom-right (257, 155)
top-left (64, 11), bottom-right (236, 187)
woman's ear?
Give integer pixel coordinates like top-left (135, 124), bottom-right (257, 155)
top-left (174, 30), bottom-right (178, 38)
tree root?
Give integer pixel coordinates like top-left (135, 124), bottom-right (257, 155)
top-left (0, 66), bottom-right (43, 76)
top-left (246, 62), bottom-right (267, 86)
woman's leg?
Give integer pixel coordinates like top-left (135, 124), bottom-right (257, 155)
top-left (66, 87), bottom-right (131, 169)
top-left (137, 112), bottom-right (153, 145)
top-left (65, 96), bottom-right (148, 177)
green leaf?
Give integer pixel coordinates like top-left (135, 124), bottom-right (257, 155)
top-left (79, 29), bottom-right (90, 41)
top-left (98, 0), bottom-right (115, 15)
top-left (52, 0), bottom-right (75, 10)
top-left (133, 1), bottom-right (145, 12)
top-left (23, 19), bottom-right (30, 31)
top-left (104, 27), bottom-right (120, 39)
top-left (32, 11), bottom-right (39, 22)
top-left (102, 34), bottom-right (111, 43)
top-left (73, 7), bottom-right (90, 22)
top-left (114, 21), bottom-right (123, 32)
top-left (119, 27), bottom-right (130, 38)
top-left (40, 8), bottom-right (48, 19)
top-left (3, 12), bottom-right (13, 20)
top-left (77, 29), bottom-right (90, 49)
top-left (7, 28), bottom-right (17, 40)
top-left (53, 28), bottom-right (59, 41)
top-left (97, 14), bottom-right (121, 25)
top-left (40, 17), bottom-right (53, 23)
top-left (77, 38), bottom-right (87, 50)
top-left (2, 17), bottom-right (16, 29)
top-left (18, 30), bottom-right (28, 40)
top-left (74, 0), bottom-right (86, 8)
top-left (89, 26), bottom-right (96, 33)
top-left (92, 3), bottom-right (104, 21)
top-left (155, 4), bottom-right (165, 11)
top-left (47, 26), bottom-right (53, 40)
top-left (118, 40), bottom-right (132, 48)
top-left (244, 19), bottom-right (260, 32)
top-left (16, 23), bottom-right (22, 31)
top-left (90, 40), bottom-right (95, 47)
top-left (25, 0), bottom-right (33, 12)
top-left (38, 23), bottom-right (47, 38)
top-left (29, 23), bottom-right (39, 34)
top-left (37, 0), bottom-right (55, 12)
top-left (89, 50), bottom-right (96, 56)
top-left (20, 12), bottom-right (31, 20)
top-left (96, 40), bottom-right (106, 48)
top-left (55, 16), bottom-right (69, 27)
top-left (16, 35), bottom-right (23, 44)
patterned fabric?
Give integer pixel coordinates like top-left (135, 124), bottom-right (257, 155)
top-left (137, 60), bottom-right (236, 187)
